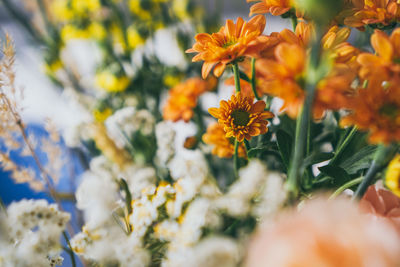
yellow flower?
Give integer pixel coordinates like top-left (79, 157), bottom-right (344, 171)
top-left (385, 154), bottom-right (400, 197)
top-left (44, 60), bottom-right (63, 75)
top-left (127, 26), bottom-right (146, 50)
top-left (51, 0), bottom-right (74, 22)
top-left (71, 0), bottom-right (101, 13)
top-left (93, 108), bottom-right (113, 122)
top-left (61, 25), bottom-right (90, 40)
top-left (129, 0), bottom-right (153, 20)
top-left (208, 92), bottom-right (274, 142)
top-left (163, 73), bottom-right (184, 87)
top-left (172, 0), bottom-right (191, 20)
top-left (89, 23), bottom-right (107, 40)
top-left (95, 71), bottom-right (130, 92)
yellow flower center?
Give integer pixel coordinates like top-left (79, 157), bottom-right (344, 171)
top-left (232, 110), bottom-right (250, 126)
top-left (223, 39), bottom-right (237, 48)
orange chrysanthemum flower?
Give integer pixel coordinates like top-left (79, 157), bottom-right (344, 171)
top-left (186, 15), bottom-right (268, 79)
top-left (314, 65), bottom-right (357, 115)
top-left (203, 123), bottom-right (247, 158)
top-left (208, 92), bottom-right (274, 142)
top-left (163, 77), bottom-right (215, 122)
top-left (343, 0), bottom-right (400, 29)
top-left (256, 42), bottom-right (306, 118)
top-left (341, 80), bottom-right (400, 144)
top-left (358, 29), bottom-right (400, 82)
top-left (257, 36), bottom-right (357, 118)
top-left (247, 0), bottom-right (294, 16)
top-left (277, 21), bottom-right (314, 48)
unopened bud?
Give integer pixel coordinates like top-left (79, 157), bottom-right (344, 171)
top-left (296, 0), bottom-right (343, 24)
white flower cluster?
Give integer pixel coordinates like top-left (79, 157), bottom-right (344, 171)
top-left (0, 199), bottom-right (70, 267)
top-left (155, 121), bottom-right (176, 166)
top-left (216, 160), bottom-right (287, 217)
top-left (70, 151), bottom-right (286, 267)
top-left (70, 155), bottom-right (156, 266)
top-left (104, 107), bottom-right (155, 150)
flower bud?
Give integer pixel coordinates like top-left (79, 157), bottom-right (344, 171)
top-left (295, 0), bottom-right (343, 24)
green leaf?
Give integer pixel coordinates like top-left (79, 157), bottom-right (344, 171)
top-left (239, 71), bottom-right (250, 82)
top-left (318, 165), bottom-right (351, 187)
top-left (303, 152), bottom-right (333, 168)
top-left (276, 129), bottom-right (292, 169)
top-left (247, 141), bottom-right (275, 158)
top-left (339, 145), bottom-right (377, 175)
top-left (247, 146), bottom-right (268, 158)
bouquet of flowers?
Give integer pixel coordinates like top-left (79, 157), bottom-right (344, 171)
top-left (1, 0), bottom-right (400, 266)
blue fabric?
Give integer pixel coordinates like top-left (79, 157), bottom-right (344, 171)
top-left (0, 124), bottom-right (85, 267)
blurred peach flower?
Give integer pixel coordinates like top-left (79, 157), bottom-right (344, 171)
top-left (360, 184), bottom-right (400, 234)
top-left (246, 197), bottom-right (400, 267)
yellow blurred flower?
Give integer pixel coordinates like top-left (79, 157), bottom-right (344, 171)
top-left (172, 0), bottom-right (190, 20)
top-left (71, 0), bottom-right (101, 13)
top-left (386, 154), bottom-right (400, 197)
top-left (163, 73), bottom-right (184, 87)
top-left (95, 71), bottom-right (130, 92)
top-left (44, 59), bottom-right (63, 75)
top-left (61, 23), bottom-right (106, 41)
top-left (89, 23), bottom-right (107, 40)
top-left (51, 0), bottom-right (74, 22)
top-left (93, 108), bottom-right (113, 122)
top-left (61, 25), bottom-right (90, 40)
top-left (129, 0), bottom-right (152, 20)
top-left (127, 26), bottom-right (146, 50)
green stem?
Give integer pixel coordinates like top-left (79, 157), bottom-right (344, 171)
top-left (352, 144), bottom-right (398, 200)
top-left (291, 15), bottom-right (298, 31)
top-left (265, 96), bottom-right (272, 110)
top-left (194, 103), bottom-right (206, 140)
top-left (244, 139), bottom-right (251, 155)
top-left (232, 63), bottom-right (241, 93)
top-left (250, 58), bottom-right (261, 100)
top-left (329, 177), bottom-right (363, 200)
top-left (233, 140), bottom-right (240, 178)
top-left (62, 231), bottom-right (77, 267)
top-left (119, 178), bottom-right (132, 215)
top-left (286, 29), bottom-right (323, 199)
top-left (330, 126), bottom-right (358, 166)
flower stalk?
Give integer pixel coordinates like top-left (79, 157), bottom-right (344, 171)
top-left (233, 62), bottom-right (242, 93)
top-left (232, 62), bottom-right (241, 178)
top-left (286, 28), bottom-right (324, 200)
top-left (250, 58), bottom-right (261, 100)
top-left (352, 144), bottom-right (398, 200)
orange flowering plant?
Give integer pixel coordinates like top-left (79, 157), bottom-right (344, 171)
top-left (3, 0), bottom-right (400, 265)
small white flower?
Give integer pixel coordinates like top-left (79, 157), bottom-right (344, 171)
top-left (155, 121), bottom-right (176, 166)
top-left (154, 220), bottom-right (180, 241)
top-left (0, 199), bottom-right (70, 267)
top-left (75, 171), bottom-right (119, 230)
